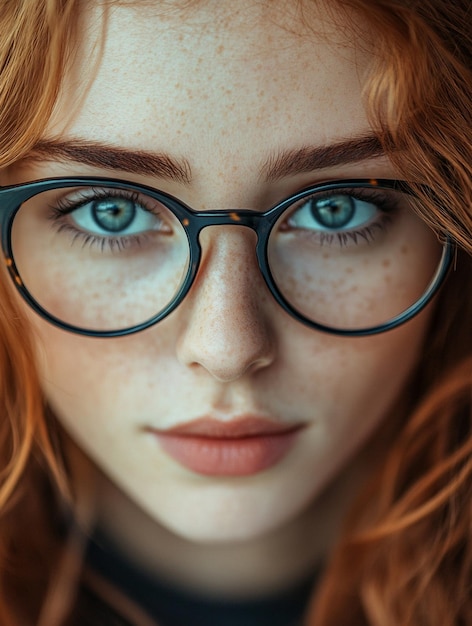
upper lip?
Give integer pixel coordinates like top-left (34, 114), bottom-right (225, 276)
top-left (148, 416), bottom-right (305, 439)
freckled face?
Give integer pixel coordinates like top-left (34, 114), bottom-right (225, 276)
top-left (13, 1), bottom-right (436, 542)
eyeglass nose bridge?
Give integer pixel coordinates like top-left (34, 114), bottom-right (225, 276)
top-left (179, 207), bottom-right (283, 318)
top-left (183, 207), bottom-right (277, 266)
top-left (180, 204), bottom-right (276, 265)
top-left (184, 208), bottom-right (277, 236)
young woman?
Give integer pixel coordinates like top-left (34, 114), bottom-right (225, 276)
top-left (0, 1), bottom-right (471, 624)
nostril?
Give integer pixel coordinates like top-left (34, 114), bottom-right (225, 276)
top-left (176, 309), bottom-right (276, 382)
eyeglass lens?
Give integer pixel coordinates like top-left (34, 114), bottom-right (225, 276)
top-left (10, 183), bottom-right (443, 333)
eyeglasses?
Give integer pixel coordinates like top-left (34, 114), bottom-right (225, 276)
top-left (0, 177), bottom-right (452, 337)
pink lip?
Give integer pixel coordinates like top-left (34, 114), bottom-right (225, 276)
top-left (146, 417), bottom-right (305, 477)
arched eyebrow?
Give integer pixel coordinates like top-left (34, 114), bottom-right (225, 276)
top-left (260, 135), bottom-right (384, 181)
top-left (26, 139), bottom-right (193, 184)
top-left (24, 134), bottom-right (384, 182)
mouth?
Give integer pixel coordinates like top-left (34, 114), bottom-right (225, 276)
top-left (145, 416), bottom-right (305, 477)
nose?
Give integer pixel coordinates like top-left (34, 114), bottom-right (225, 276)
top-left (176, 226), bottom-right (276, 382)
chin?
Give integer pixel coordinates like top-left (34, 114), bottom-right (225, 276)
top-left (136, 482), bottom-right (311, 545)
top-left (158, 515), bottom-right (283, 545)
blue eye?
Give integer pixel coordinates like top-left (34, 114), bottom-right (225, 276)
top-left (90, 197), bottom-right (137, 232)
top-left (287, 193), bottom-right (378, 232)
top-left (310, 195), bottom-right (355, 228)
top-left (70, 196), bottom-right (160, 235)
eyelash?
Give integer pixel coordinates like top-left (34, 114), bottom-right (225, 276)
top-left (284, 188), bottom-right (400, 246)
top-left (45, 184), bottom-right (402, 254)
top-left (52, 227), bottom-right (147, 252)
top-left (48, 188), bottom-right (160, 252)
top-left (317, 216), bottom-right (393, 246)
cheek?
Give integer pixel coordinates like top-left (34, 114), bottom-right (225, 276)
top-left (269, 205), bottom-right (442, 332)
top-left (33, 320), bottom-right (174, 427)
top-left (276, 307), bottom-right (430, 445)
top-left (263, 312), bottom-right (431, 513)
top-left (12, 198), bottom-right (190, 334)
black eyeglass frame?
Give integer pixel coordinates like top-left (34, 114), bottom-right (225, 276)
top-left (0, 176), bottom-right (454, 338)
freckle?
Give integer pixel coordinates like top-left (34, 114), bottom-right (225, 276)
top-left (401, 245), bottom-right (409, 255)
top-left (382, 259), bottom-right (391, 268)
top-left (216, 44), bottom-right (224, 54)
top-left (322, 252), bottom-right (330, 260)
top-left (345, 267), bottom-right (353, 274)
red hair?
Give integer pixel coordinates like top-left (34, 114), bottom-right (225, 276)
top-left (0, 1), bottom-right (471, 624)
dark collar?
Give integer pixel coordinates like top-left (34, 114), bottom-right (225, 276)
top-left (85, 534), bottom-right (319, 626)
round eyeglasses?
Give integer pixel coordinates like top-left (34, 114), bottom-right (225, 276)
top-left (0, 177), bottom-right (453, 337)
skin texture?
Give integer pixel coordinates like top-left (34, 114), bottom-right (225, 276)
top-left (5, 0), bottom-right (438, 597)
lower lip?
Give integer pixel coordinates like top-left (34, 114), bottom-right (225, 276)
top-left (154, 431), bottom-right (301, 477)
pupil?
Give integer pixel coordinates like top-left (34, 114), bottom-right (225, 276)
top-left (92, 198), bottom-right (136, 232)
top-left (312, 195), bottom-right (355, 229)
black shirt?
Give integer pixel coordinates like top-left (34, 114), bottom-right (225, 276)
top-left (85, 536), bottom-right (318, 626)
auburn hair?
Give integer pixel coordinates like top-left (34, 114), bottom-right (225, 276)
top-left (0, 1), bottom-right (471, 624)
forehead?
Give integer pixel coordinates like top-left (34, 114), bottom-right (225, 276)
top-left (47, 0), bottom-right (373, 187)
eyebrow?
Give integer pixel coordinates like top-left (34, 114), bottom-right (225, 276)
top-left (27, 139), bottom-right (192, 184)
top-left (260, 135), bottom-right (385, 181)
top-left (26, 134), bottom-right (384, 183)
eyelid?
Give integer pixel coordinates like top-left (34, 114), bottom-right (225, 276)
top-left (52, 186), bottom-right (159, 215)
top-left (285, 186), bottom-right (400, 215)
top-left (47, 186), bottom-right (180, 238)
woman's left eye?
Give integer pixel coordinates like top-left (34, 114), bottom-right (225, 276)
top-left (70, 196), bottom-right (163, 235)
top-left (286, 193), bottom-right (378, 232)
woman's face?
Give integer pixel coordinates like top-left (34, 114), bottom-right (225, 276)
top-left (9, 1), bottom-right (436, 543)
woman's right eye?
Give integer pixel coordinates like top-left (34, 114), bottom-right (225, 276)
top-left (59, 192), bottom-right (171, 237)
